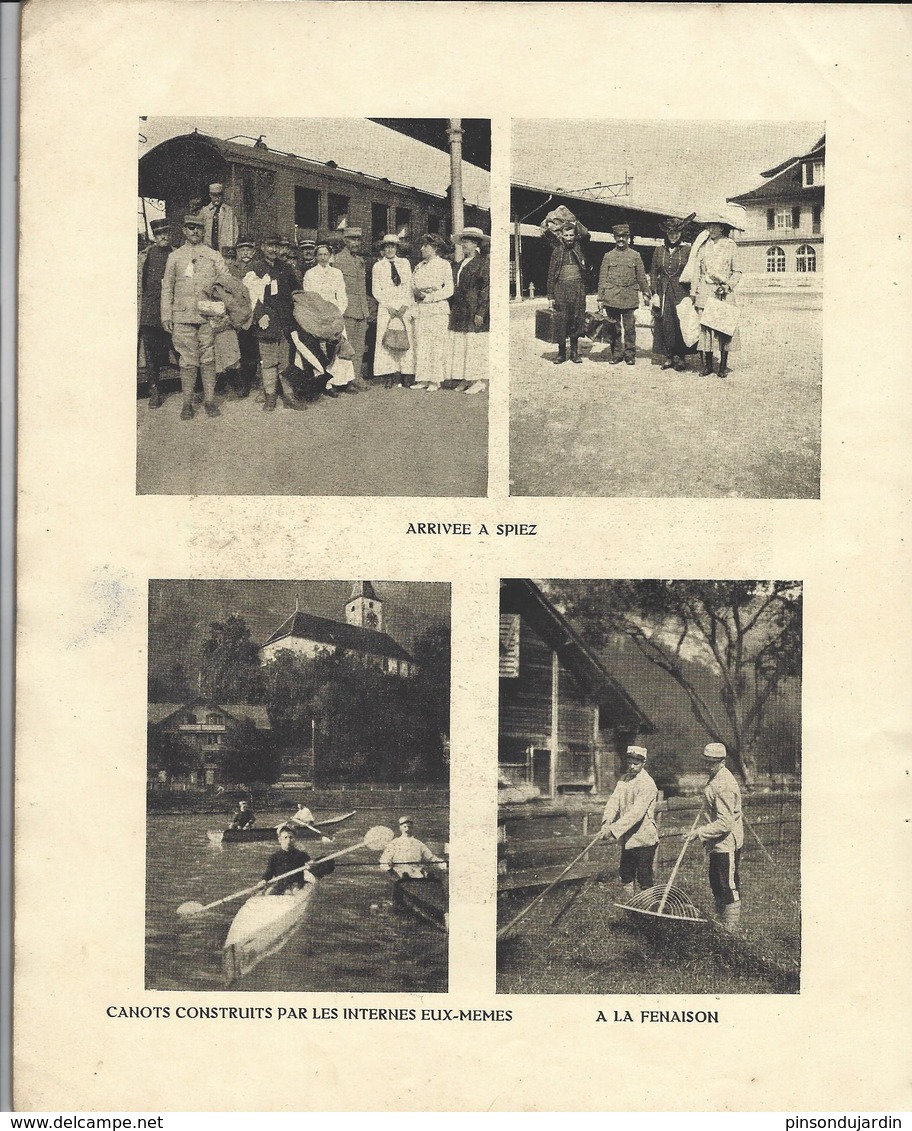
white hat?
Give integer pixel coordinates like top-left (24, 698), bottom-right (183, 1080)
top-left (626, 745), bottom-right (648, 761)
top-left (208, 183), bottom-right (224, 194)
top-left (703, 742), bottom-right (727, 760)
top-left (696, 213), bottom-right (744, 231)
top-left (379, 234), bottom-right (401, 246)
top-left (458, 226), bottom-right (489, 243)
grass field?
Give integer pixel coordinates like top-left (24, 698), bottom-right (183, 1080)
top-left (496, 843), bottom-right (800, 995)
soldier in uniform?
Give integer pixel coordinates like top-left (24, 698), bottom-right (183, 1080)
top-left (296, 238), bottom-right (318, 280)
top-left (160, 215), bottom-right (233, 419)
top-left (334, 227), bottom-right (373, 382)
top-left (227, 237), bottom-right (260, 399)
top-left (597, 223), bottom-right (651, 365)
top-left (138, 217), bottom-right (173, 409)
top-left (689, 742), bottom-right (745, 932)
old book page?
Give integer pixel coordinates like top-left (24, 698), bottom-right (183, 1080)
top-left (14, 0), bottom-right (911, 1113)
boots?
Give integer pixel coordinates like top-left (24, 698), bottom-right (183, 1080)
top-left (201, 363), bottom-right (219, 415)
top-left (570, 337), bottom-right (582, 364)
top-left (554, 341), bottom-right (568, 364)
top-left (263, 393), bottom-right (277, 412)
top-left (147, 382), bottom-right (163, 409)
top-left (620, 881), bottom-right (635, 904)
top-left (180, 401), bottom-right (194, 420)
top-left (720, 902), bottom-right (742, 933)
top-left (718, 349), bottom-right (730, 378)
top-left (700, 351), bottom-right (715, 377)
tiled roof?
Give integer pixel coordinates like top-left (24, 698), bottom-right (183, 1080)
top-left (262, 611), bottom-right (413, 663)
top-left (148, 701), bottom-right (272, 729)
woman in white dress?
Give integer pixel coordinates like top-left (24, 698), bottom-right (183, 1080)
top-left (371, 235), bottom-right (415, 388)
top-left (410, 234), bottom-right (455, 392)
top-left (302, 243), bottom-right (354, 396)
top-left (688, 216), bottom-right (743, 378)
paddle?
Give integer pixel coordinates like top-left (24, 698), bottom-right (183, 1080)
top-left (177, 825), bottom-right (395, 917)
top-left (656, 809), bottom-right (703, 916)
top-left (281, 819), bottom-right (333, 843)
top-left (496, 830), bottom-right (606, 941)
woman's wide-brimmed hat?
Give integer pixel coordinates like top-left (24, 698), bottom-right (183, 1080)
top-left (660, 212), bottom-right (696, 234)
top-left (696, 212), bottom-right (745, 231)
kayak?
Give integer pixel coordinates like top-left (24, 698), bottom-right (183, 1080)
top-left (222, 881), bottom-right (318, 985)
top-left (208, 810), bottom-right (356, 845)
top-left (391, 877), bottom-right (448, 933)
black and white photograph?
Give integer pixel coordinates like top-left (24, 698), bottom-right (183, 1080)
top-left (510, 120), bottom-right (824, 498)
top-left (146, 580), bottom-right (450, 992)
top-left (497, 579), bottom-right (801, 995)
top-left (137, 117), bottom-right (490, 496)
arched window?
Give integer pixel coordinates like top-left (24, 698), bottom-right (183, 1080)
top-left (766, 246), bottom-right (786, 273)
top-left (796, 244), bottom-right (817, 273)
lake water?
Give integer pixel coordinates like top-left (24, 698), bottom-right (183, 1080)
top-left (146, 810), bottom-right (448, 993)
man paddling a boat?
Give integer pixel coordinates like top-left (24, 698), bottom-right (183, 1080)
top-left (229, 799), bottom-right (255, 830)
top-left (258, 826), bottom-right (317, 895)
top-left (379, 816), bottom-right (446, 881)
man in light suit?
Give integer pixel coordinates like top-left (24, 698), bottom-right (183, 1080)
top-left (160, 215), bottom-right (232, 419)
top-left (197, 183), bottom-right (239, 254)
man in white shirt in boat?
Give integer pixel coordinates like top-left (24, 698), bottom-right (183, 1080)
top-left (600, 745), bottom-right (660, 901)
top-left (258, 826), bottom-right (320, 896)
top-left (229, 799), bottom-right (255, 830)
top-left (288, 800), bottom-right (330, 840)
top-left (379, 816), bottom-right (446, 881)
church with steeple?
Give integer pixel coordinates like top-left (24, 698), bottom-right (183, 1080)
top-left (259, 582), bottom-right (418, 677)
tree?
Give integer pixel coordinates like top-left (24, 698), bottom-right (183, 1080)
top-left (221, 717), bottom-right (281, 786)
top-left (549, 580), bottom-right (802, 784)
top-left (201, 615), bottom-right (264, 703)
top-left (147, 725), bottom-right (197, 784)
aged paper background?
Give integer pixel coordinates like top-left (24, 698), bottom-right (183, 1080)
top-left (15, 1), bottom-right (911, 1112)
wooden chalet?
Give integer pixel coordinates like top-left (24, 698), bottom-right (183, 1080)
top-left (499, 579), bottom-right (653, 798)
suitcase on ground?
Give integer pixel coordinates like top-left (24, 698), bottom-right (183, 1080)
top-left (535, 307), bottom-right (566, 343)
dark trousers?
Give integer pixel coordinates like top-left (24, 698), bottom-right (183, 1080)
top-left (606, 307), bottom-right (637, 360)
top-left (140, 325), bottom-right (172, 384)
top-left (237, 326), bottom-right (259, 389)
top-left (344, 317), bottom-right (368, 379)
top-left (619, 844), bottom-right (657, 887)
top-left (708, 849), bottom-right (742, 906)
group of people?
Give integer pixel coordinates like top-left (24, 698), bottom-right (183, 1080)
top-left (253, 811), bottom-right (447, 927)
top-left (601, 741), bottom-right (744, 933)
top-left (139, 182), bottom-right (491, 418)
top-left (541, 205), bottom-right (742, 378)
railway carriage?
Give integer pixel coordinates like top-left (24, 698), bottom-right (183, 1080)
top-left (139, 130), bottom-right (489, 251)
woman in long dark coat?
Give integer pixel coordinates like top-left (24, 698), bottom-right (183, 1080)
top-left (650, 214), bottom-right (695, 371)
top-left (447, 227), bottom-right (490, 394)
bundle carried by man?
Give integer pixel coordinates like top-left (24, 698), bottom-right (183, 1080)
top-left (291, 289), bottom-right (345, 343)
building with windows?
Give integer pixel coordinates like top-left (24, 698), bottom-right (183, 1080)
top-left (499, 580), bottom-right (652, 798)
top-left (148, 700), bottom-right (271, 787)
top-left (259, 582), bottom-right (418, 677)
top-left (728, 133), bottom-right (824, 289)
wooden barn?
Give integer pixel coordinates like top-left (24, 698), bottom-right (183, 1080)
top-left (139, 130), bottom-right (490, 250)
top-left (499, 579), bottom-right (652, 798)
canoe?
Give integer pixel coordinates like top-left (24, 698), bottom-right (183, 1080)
top-left (392, 878), bottom-right (448, 933)
top-left (208, 810), bottom-right (356, 845)
top-left (222, 881), bottom-right (318, 985)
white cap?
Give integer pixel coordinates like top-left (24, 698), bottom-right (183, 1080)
top-left (703, 742), bottom-right (727, 760)
top-left (208, 183), bottom-right (224, 194)
top-left (626, 745), bottom-right (648, 762)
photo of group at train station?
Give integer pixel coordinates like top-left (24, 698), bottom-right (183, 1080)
top-left (146, 579), bottom-right (450, 992)
top-left (497, 579), bottom-right (801, 995)
top-left (137, 118), bottom-right (490, 496)
top-left (510, 120), bottom-right (823, 499)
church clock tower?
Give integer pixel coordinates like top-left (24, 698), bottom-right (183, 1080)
top-left (345, 581), bottom-right (383, 632)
